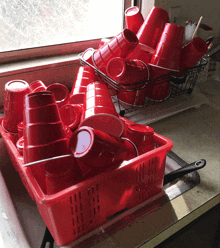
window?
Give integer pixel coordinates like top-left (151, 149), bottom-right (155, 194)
top-left (0, 0), bottom-right (132, 62)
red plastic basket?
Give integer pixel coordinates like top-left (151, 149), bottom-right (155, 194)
top-left (0, 117), bottom-right (173, 246)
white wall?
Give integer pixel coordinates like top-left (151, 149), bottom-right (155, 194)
top-left (155, 0), bottom-right (220, 44)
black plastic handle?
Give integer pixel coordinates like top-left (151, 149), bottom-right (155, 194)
top-left (163, 159), bottom-right (206, 185)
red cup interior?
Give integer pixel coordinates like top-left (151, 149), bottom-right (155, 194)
top-left (47, 83), bottom-right (70, 107)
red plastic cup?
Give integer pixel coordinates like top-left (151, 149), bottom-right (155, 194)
top-left (17, 121), bottom-right (24, 138)
top-left (125, 124), bottom-right (154, 155)
top-left (145, 64), bottom-right (173, 101)
top-left (25, 103), bottom-right (61, 124)
top-left (180, 37), bottom-right (208, 70)
top-left (24, 91), bottom-right (55, 109)
top-left (81, 48), bottom-right (96, 66)
top-left (159, 23), bottom-right (185, 48)
top-left (69, 126), bottom-right (137, 170)
top-left (137, 7), bottom-right (169, 48)
top-left (125, 6), bottom-right (144, 34)
top-left (23, 91), bottom-right (69, 163)
top-left (80, 82), bottom-right (124, 137)
top-left (24, 122), bottom-right (67, 146)
top-left (59, 104), bottom-right (82, 132)
top-left (107, 57), bottom-right (149, 83)
top-left (29, 80), bottom-right (47, 92)
top-left (98, 38), bottom-right (111, 49)
top-left (47, 83), bottom-right (70, 107)
top-left (1, 120), bottom-right (19, 144)
top-left (70, 66), bottom-right (96, 104)
top-left (107, 58), bottom-right (149, 106)
top-left (126, 43), bottom-right (154, 65)
top-left (45, 155), bottom-right (82, 195)
top-left (3, 80), bottom-right (30, 133)
top-left (16, 136), bottom-right (24, 156)
top-left (93, 29), bottom-right (138, 73)
top-left (23, 138), bottom-right (69, 164)
top-left (150, 42), bottom-right (182, 70)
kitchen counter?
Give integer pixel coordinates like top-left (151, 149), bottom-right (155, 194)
top-left (0, 77), bottom-right (219, 248)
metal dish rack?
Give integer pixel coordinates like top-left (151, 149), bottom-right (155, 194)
top-left (78, 52), bottom-right (208, 117)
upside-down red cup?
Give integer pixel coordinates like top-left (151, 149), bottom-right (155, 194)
top-left (59, 104), bottom-right (83, 132)
top-left (159, 23), bottom-right (185, 48)
top-left (150, 43), bottom-right (182, 70)
top-left (69, 126), bottom-right (137, 170)
top-left (146, 64), bottom-right (173, 101)
top-left (16, 136), bottom-right (24, 156)
top-left (93, 29), bottom-right (138, 73)
top-left (125, 6), bottom-right (144, 34)
top-left (24, 122), bottom-right (67, 146)
top-left (180, 37), bottom-right (208, 70)
top-left (70, 66), bottom-right (96, 104)
top-left (137, 7), bottom-right (169, 48)
top-left (80, 82), bottom-right (124, 137)
top-left (24, 91), bottom-right (55, 109)
top-left (118, 89), bottom-right (147, 106)
top-left (25, 103), bottom-right (61, 124)
top-left (3, 80), bottom-right (30, 133)
top-left (45, 155), bottom-right (82, 195)
top-left (23, 91), bottom-right (69, 163)
top-left (29, 80), bottom-right (47, 92)
top-left (47, 83), bottom-right (70, 107)
top-left (125, 124), bottom-right (154, 155)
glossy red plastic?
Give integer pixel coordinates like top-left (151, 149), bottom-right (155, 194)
top-left (107, 57), bottom-right (149, 83)
top-left (47, 83), bottom-right (70, 107)
top-left (16, 136), bottom-right (24, 156)
top-left (137, 7), bottom-right (169, 48)
top-left (23, 91), bottom-right (69, 163)
top-left (70, 66), bottom-right (96, 104)
top-left (80, 82), bottom-right (124, 137)
top-left (127, 43), bottom-right (153, 65)
top-left (0, 116), bottom-right (173, 246)
top-left (17, 121), bottom-right (24, 138)
top-left (45, 155), bottom-right (82, 195)
top-left (3, 80), bottom-right (30, 133)
top-left (29, 80), bottom-right (47, 92)
top-left (59, 104), bottom-right (82, 131)
top-left (81, 48), bottom-right (96, 66)
top-left (93, 29), bottom-right (138, 73)
top-left (70, 126), bottom-right (137, 169)
top-left (125, 6), bottom-right (144, 34)
top-left (180, 37), bottom-right (208, 70)
top-left (146, 64), bottom-right (172, 101)
top-left (97, 38), bottom-right (111, 49)
top-left (159, 23), bottom-right (184, 48)
top-left (126, 123), bottom-right (154, 155)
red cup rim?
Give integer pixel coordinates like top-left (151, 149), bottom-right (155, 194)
top-left (70, 126), bottom-right (94, 158)
top-left (147, 88), bottom-right (171, 102)
top-left (1, 120), bottom-right (18, 134)
top-left (16, 136), bottom-right (24, 149)
top-left (47, 83), bottom-right (70, 105)
top-left (139, 43), bottom-right (155, 54)
top-left (82, 48), bottom-right (95, 61)
top-left (123, 29), bottom-right (139, 45)
top-left (80, 113), bottom-right (124, 137)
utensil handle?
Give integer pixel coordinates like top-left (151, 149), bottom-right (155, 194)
top-left (163, 158), bottom-right (206, 185)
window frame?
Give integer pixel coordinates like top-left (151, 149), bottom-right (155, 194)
top-left (0, 0), bottom-right (133, 64)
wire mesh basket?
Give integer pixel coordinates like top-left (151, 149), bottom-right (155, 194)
top-left (78, 52), bottom-right (207, 116)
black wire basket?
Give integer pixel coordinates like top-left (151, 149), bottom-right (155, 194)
top-left (78, 52), bottom-right (207, 117)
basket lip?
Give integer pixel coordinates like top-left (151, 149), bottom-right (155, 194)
top-left (0, 116), bottom-right (173, 204)
top-left (30, 132), bottom-right (173, 204)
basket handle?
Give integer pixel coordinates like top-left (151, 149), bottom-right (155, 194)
top-left (40, 227), bottom-right (54, 248)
